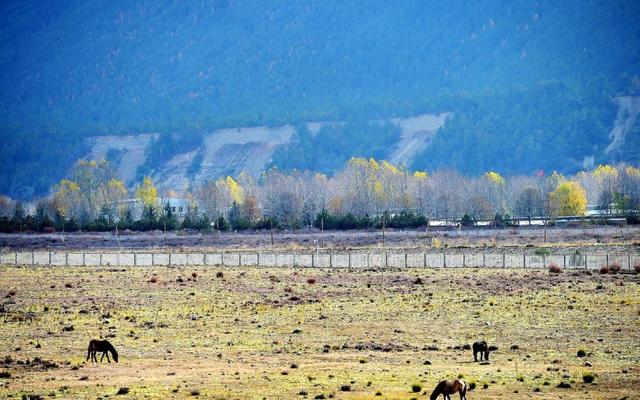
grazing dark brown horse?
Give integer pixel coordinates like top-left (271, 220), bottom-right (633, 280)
top-left (430, 379), bottom-right (468, 400)
top-left (86, 339), bottom-right (118, 363)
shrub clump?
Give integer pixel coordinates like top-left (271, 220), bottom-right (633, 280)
top-left (599, 265), bottom-right (610, 274)
top-left (411, 383), bottom-right (422, 393)
top-left (116, 387), bottom-right (130, 395)
top-left (609, 262), bottom-right (622, 274)
top-left (548, 263), bottom-right (562, 273)
top-left (577, 349), bottom-right (587, 357)
top-left (582, 372), bottom-right (595, 383)
top-left (339, 384), bottom-right (351, 392)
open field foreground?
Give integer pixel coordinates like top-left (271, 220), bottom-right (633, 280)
top-left (0, 266), bottom-right (639, 399)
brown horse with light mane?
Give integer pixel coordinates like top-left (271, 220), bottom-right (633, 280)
top-left (86, 339), bottom-right (119, 363)
top-left (430, 379), bottom-right (468, 400)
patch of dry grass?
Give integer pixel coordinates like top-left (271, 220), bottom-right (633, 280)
top-left (0, 265), bottom-right (638, 399)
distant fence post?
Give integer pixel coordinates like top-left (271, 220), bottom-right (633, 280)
top-left (606, 254), bottom-right (609, 267)
top-left (523, 252), bottom-right (526, 268)
top-left (629, 253), bottom-right (632, 270)
top-left (462, 253), bottom-right (465, 267)
top-left (503, 253), bottom-right (506, 268)
top-left (348, 252), bottom-right (351, 268)
top-left (563, 254), bottom-right (566, 269)
top-left (443, 252), bottom-right (446, 268)
top-left (482, 253), bottom-right (485, 267)
top-left (584, 254), bottom-right (588, 270)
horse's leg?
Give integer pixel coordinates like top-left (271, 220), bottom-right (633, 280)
top-left (100, 352), bottom-right (105, 362)
top-left (86, 347), bottom-right (91, 362)
top-left (92, 351), bottom-right (97, 363)
top-left (106, 352), bottom-right (111, 363)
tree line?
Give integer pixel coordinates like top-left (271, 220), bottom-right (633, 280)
top-left (0, 158), bottom-right (639, 234)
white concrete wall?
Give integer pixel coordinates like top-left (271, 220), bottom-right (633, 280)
top-left (136, 253), bottom-right (153, 266)
top-left (205, 253), bottom-right (222, 266)
top-left (153, 253), bottom-right (170, 266)
top-left (101, 253), bottom-right (119, 266)
top-left (187, 253), bottom-right (204, 265)
top-left (2, 251), bottom-right (638, 270)
top-left (222, 253), bottom-right (239, 266)
top-left (67, 253), bottom-right (84, 266)
top-left (170, 253), bottom-right (187, 265)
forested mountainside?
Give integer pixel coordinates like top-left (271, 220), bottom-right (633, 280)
top-left (1, 0), bottom-right (639, 199)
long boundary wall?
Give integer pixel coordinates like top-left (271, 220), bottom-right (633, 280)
top-left (1, 250), bottom-right (639, 270)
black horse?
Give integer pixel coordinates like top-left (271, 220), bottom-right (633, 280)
top-left (472, 340), bottom-right (497, 361)
top-left (86, 339), bottom-right (119, 363)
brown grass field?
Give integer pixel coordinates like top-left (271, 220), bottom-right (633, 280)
top-left (0, 265), bottom-right (639, 399)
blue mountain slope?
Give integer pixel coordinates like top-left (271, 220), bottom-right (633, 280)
top-left (1, 0), bottom-right (639, 198)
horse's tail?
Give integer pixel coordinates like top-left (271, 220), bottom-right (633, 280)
top-left (86, 341), bottom-right (93, 361)
top-left (429, 382), bottom-right (441, 400)
top-left (460, 379), bottom-right (467, 396)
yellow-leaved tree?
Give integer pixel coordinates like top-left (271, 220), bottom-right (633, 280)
top-left (226, 176), bottom-right (244, 204)
top-left (413, 171), bottom-right (428, 180)
top-left (135, 176), bottom-right (158, 208)
top-left (54, 179), bottom-right (82, 220)
top-left (549, 181), bottom-right (587, 216)
top-left (484, 171), bottom-right (505, 186)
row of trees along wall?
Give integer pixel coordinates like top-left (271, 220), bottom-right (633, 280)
top-left (0, 159), bottom-right (638, 232)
